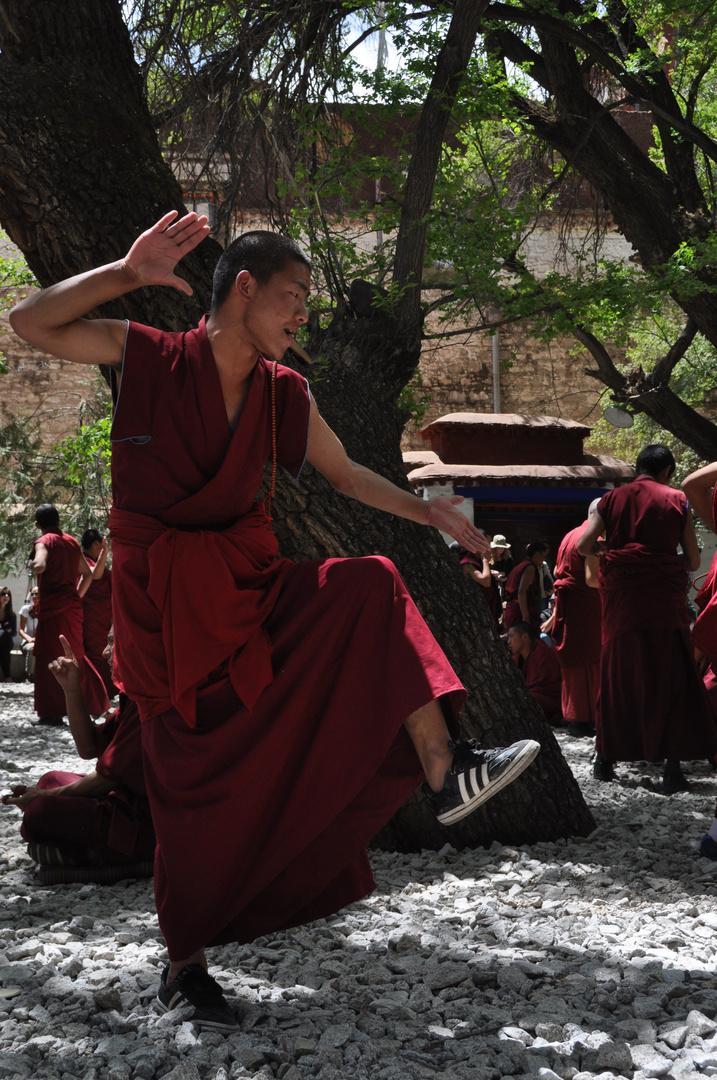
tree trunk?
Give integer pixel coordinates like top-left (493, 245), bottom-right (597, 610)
top-left (0, 0), bottom-right (595, 848)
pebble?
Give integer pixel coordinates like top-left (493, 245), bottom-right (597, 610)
top-left (3, 681), bottom-right (717, 1079)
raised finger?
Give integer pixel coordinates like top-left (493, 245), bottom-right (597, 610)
top-left (59, 634), bottom-right (77, 661)
top-left (151, 210), bottom-right (180, 233)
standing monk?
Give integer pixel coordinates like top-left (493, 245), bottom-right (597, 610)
top-left (80, 529), bottom-right (116, 698)
top-left (10, 212), bottom-right (539, 1033)
top-left (30, 505), bottom-right (110, 726)
top-left (578, 445), bottom-right (717, 792)
top-left (504, 541), bottom-right (549, 631)
top-left (551, 510), bottom-right (602, 737)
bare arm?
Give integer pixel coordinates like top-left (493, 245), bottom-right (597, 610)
top-left (18, 615), bottom-right (33, 644)
top-left (2, 771), bottom-right (113, 811)
top-left (48, 636), bottom-right (100, 759)
top-left (9, 211), bottom-right (209, 368)
top-left (517, 565), bottom-right (536, 622)
top-left (76, 553), bottom-right (93, 599)
top-left (90, 537), bottom-right (109, 580)
top-left (680, 512), bottom-right (701, 573)
top-left (471, 557), bottom-right (493, 586)
top-left (305, 400), bottom-right (490, 554)
top-left (584, 554), bottom-right (601, 588)
top-left (30, 542), bottom-right (48, 576)
top-left (577, 510), bottom-right (607, 557)
top-left (682, 462), bottom-right (717, 534)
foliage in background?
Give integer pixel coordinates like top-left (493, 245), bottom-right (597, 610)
top-left (0, 387), bottom-right (112, 575)
top-left (0, 233), bottom-right (37, 373)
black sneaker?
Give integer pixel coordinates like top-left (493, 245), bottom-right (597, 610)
top-left (156, 963), bottom-right (240, 1033)
top-left (423, 738), bottom-right (540, 825)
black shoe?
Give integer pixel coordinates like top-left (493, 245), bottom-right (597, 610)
top-left (700, 835), bottom-right (717, 860)
top-left (423, 738), bottom-right (540, 825)
top-left (31, 716), bottom-right (64, 726)
top-left (156, 964), bottom-right (240, 1033)
top-left (592, 751), bottom-right (615, 781)
top-left (565, 722), bottom-right (596, 738)
top-left (662, 767), bottom-right (690, 795)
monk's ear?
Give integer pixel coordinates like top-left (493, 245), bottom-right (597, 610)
top-left (233, 269), bottom-right (254, 303)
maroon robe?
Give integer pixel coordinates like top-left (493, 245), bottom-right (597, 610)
top-left (22, 697), bottom-right (154, 863)
top-left (596, 475), bottom-right (717, 762)
top-left (33, 532), bottom-right (109, 720)
top-left (513, 638), bottom-right (562, 725)
top-left (81, 557), bottom-right (115, 697)
top-left (552, 524), bottom-right (602, 727)
top-left (504, 558), bottom-right (540, 630)
top-left (109, 318), bottom-right (465, 959)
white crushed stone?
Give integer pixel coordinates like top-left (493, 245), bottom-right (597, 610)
top-left (1, 681), bottom-right (717, 1080)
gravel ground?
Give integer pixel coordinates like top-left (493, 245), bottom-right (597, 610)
top-left (1, 682), bottom-right (717, 1080)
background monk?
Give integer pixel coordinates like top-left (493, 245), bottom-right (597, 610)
top-left (10, 212), bottom-right (539, 1034)
top-left (29, 505), bottom-right (109, 725)
top-left (551, 509), bottom-right (602, 737)
top-left (80, 529), bottom-right (116, 698)
top-left (460, 548), bottom-right (503, 626)
top-left (507, 621), bottom-right (563, 725)
top-left (2, 634), bottom-right (153, 881)
top-left (578, 445), bottom-right (717, 793)
top-left (504, 541), bottom-right (549, 630)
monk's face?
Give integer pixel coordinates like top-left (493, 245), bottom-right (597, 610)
top-left (507, 627), bottom-right (531, 655)
top-left (243, 260), bottom-right (311, 361)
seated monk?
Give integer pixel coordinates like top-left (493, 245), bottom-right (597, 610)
top-left (2, 635), bottom-right (154, 882)
top-left (507, 621), bottom-right (563, 725)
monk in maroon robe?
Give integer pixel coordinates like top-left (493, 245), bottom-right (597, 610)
top-left (3, 636), bottom-right (153, 877)
top-left (504, 542), bottom-right (549, 630)
top-left (579, 445), bottom-right (717, 792)
top-left (10, 212), bottom-right (539, 1031)
top-left (80, 529), bottom-right (115, 698)
top-left (551, 516), bottom-right (602, 736)
top-left (507, 621), bottom-right (563, 724)
top-left (30, 505), bottom-right (109, 724)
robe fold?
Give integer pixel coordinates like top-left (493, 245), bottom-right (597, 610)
top-left (33, 532), bottom-right (109, 719)
top-left (82, 558), bottom-right (115, 697)
top-left (596, 475), bottom-right (717, 762)
top-left (552, 524), bottom-right (602, 727)
top-left (110, 318), bottom-right (465, 958)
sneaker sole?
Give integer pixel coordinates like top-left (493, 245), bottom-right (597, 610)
top-left (436, 738), bottom-right (541, 825)
top-left (155, 992), bottom-right (240, 1033)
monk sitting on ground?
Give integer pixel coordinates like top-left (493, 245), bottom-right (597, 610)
top-left (2, 635), bottom-right (154, 881)
top-left (507, 621), bottom-right (563, 726)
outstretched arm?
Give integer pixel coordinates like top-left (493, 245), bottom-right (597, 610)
top-left (9, 211), bottom-right (210, 368)
top-left (76, 553), bottom-right (94, 599)
top-left (305, 400), bottom-right (489, 553)
top-left (682, 462), bottom-right (717, 534)
top-left (2, 771), bottom-right (114, 811)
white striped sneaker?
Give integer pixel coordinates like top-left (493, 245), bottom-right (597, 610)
top-left (424, 738), bottom-right (540, 825)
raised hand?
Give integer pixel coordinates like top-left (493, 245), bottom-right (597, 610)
top-left (48, 635), bottom-right (82, 692)
top-left (121, 210), bottom-right (210, 296)
top-left (425, 495), bottom-right (491, 554)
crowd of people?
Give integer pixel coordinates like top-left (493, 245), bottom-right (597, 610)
top-left (459, 444), bottom-right (717, 807)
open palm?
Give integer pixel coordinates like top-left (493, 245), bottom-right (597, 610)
top-left (123, 210), bottom-right (210, 295)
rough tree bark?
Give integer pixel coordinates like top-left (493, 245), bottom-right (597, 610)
top-left (0, 0), bottom-right (595, 849)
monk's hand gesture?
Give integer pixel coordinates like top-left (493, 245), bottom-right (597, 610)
top-left (121, 210), bottom-right (210, 296)
top-left (425, 496), bottom-right (491, 554)
top-left (48, 635), bottom-right (81, 692)
top-left (1, 784), bottom-right (42, 811)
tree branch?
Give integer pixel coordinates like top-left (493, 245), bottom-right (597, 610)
top-left (650, 319), bottom-right (698, 386)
